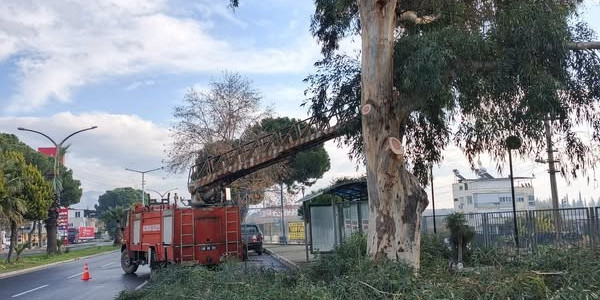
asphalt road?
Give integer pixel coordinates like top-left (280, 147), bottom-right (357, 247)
top-left (0, 250), bottom-right (150, 300)
top-left (0, 249), bottom-right (286, 300)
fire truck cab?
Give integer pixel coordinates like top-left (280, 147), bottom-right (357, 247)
top-left (120, 200), bottom-right (243, 273)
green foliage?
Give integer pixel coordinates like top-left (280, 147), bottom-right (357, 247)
top-left (305, 1), bottom-right (600, 183)
top-left (243, 117), bottom-right (331, 188)
top-left (446, 213), bottom-right (475, 261)
top-left (0, 133), bottom-right (82, 207)
top-left (13, 242), bottom-right (30, 261)
top-left (118, 232), bottom-right (600, 300)
top-left (21, 163), bottom-right (53, 221)
top-left (95, 187), bottom-right (142, 214)
top-left (96, 187), bottom-right (140, 238)
top-left (101, 205), bottom-right (128, 239)
top-left (0, 151), bottom-right (29, 224)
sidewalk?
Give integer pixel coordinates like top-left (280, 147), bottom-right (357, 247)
top-left (264, 244), bottom-right (315, 270)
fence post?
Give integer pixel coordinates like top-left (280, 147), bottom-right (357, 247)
top-left (527, 210), bottom-right (536, 252)
top-left (482, 213), bottom-right (489, 247)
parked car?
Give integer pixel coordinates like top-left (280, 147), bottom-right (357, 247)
top-left (241, 224), bottom-right (263, 255)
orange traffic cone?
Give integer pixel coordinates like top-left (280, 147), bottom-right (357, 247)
top-left (81, 263), bottom-right (91, 281)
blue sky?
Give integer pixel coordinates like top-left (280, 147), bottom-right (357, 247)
top-left (0, 0), bottom-right (599, 209)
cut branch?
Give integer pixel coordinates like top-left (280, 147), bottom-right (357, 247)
top-left (567, 42), bottom-right (600, 50)
top-left (398, 11), bottom-right (440, 25)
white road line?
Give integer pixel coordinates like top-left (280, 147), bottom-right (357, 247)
top-left (101, 262), bottom-right (116, 268)
top-left (135, 280), bottom-right (148, 291)
top-left (67, 272), bottom-right (83, 279)
top-left (11, 284), bottom-right (49, 298)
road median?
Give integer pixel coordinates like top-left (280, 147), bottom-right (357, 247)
top-left (0, 245), bottom-right (118, 279)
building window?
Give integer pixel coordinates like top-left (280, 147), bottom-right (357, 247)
top-left (454, 198), bottom-right (459, 202)
top-left (459, 185), bottom-right (463, 190)
top-left (517, 197), bottom-right (524, 202)
top-left (499, 196), bottom-right (512, 203)
top-left (75, 212), bottom-right (81, 218)
top-left (467, 196), bottom-right (473, 204)
top-left (459, 197), bottom-right (464, 203)
top-left (458, 203), bottom-right (464, 209)
top-left (464, 183), bottom-right (469, 190)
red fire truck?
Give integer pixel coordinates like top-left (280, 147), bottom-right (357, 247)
top-left (120, 200), bottom-right (242, 273)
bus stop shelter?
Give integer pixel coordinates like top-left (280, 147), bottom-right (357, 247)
top-left (298, 180), bottom-right (368, 260)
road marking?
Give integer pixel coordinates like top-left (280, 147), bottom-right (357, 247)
top-left (135, 280), bottom-right (148, 290)
top-left (101, 262), bottom-right (116, 268)
top-left (67, 272), bottom-right (83, 279)
top-left (11, 284), bottom-right (49, 298)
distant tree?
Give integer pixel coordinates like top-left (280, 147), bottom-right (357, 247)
top-left (166, 71), bottom-right (270, 173)
top-left (100, 206), bottom-right (129, 241)
top-left (243, 117), bottom-right (331, 189)
top-left (94, 187), bottom-right (143, 216)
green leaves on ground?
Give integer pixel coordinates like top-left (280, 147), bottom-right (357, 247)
top-left (118, 234), bottom-right (600, 300)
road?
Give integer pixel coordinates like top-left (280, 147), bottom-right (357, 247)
top-left (0, 250), bottom-right (285, 300)
top-left (0, 250), bottom-right (150, 300)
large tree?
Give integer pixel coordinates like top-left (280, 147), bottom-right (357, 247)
top-left (233, 0), bottom-right (600, 268)
top-left (306, 0), bottom-right (600, 268)
top-left (95, 187), bottom-right (144, 240)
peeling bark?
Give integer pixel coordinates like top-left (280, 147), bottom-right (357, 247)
top-left (358, 0), bottom-right (429, 269)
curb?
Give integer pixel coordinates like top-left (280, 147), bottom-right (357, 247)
top-left (0, 249), bottom-right (119, 280)
top-left (264, 248), bottom-right (300, 271)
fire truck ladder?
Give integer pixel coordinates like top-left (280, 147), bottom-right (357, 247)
top-left (179, 210), bottom-right (195, 262)
top-left (188, 107), bottom-right (357, 196)
top-left (224, 206), bottom-right (240, 257)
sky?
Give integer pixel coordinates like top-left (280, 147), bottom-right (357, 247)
top-left (0, 0), bottom-right (599, 210)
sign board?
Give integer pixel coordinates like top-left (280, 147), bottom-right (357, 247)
top-left (78, 227), bottom-right (95, 239)
top-left (288, 221), bottom-right (305, 240)
top-left (58, 207), bottom-right (69, 230)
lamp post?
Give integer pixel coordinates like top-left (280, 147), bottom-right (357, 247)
top-left (17, 125), bottom-right (98, 254)
top-left (147, 188), bottom-right (178, 203)
top-left (506, 135), bottom-right (522, 249)
top-left (125, 167), bottom-right (163, 205)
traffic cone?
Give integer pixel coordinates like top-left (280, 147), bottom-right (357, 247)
top-left (81, 263), bottom-right (91, 281)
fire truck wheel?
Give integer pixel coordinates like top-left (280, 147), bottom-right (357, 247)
top-left (121, 250), bottom-right (139, 274)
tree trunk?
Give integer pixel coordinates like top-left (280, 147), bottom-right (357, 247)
top-left (358, 0), bottom-right (429, 269)
top-left (37, 220), bottom-right (43, 247)
top-left (6, 221), bottom-right (17, 263)
top-left (27, 221), bottom-right (36, 248)
top-left (46, 207), bottom-right (58, 254)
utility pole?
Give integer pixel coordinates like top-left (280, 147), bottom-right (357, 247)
top-left (125, 167), bottom-right (163, 205)
top-left (541, 119), bottom-right (562, 237)
top-left (430, 166), bottom-right (437, 234)
top-left (279, 183), bottom-right (287, 244)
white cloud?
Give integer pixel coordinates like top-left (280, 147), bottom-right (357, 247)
top-left (0, 0), bottom-right (320, 113)
top-left (0, 112), bottom-right (189, 200)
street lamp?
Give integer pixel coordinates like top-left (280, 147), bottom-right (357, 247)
top-left (125, 167), bottom-right (163, 205)
top-left (17, 125), bottom-right (98, 254)
top-left (147, 188), bottom-right (178, 202)
top-left (506, 135), bottom-right (522, 249)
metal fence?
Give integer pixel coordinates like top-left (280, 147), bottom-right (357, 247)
top-left (422, 207), bottom-right (600, 250)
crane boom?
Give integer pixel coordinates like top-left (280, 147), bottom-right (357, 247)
top-left (187, 108), bottom-right (356, 204)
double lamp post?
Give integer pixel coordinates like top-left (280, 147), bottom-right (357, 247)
top-left (17, 126), bottom-right (97, 254)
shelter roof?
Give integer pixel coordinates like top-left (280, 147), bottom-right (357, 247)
top-left (298, 180), bottom-right (367, 203)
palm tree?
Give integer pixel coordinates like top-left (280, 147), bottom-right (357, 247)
top-left (0, 151), bottom-right (29, 263)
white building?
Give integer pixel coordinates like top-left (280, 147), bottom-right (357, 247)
top-left (68, 208), bottom-right (96, 229)
top-left (452, 169), bottom-right (535, 213)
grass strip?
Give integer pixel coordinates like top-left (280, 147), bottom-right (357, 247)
top-left (0, 245), bottom-right (117, 274)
